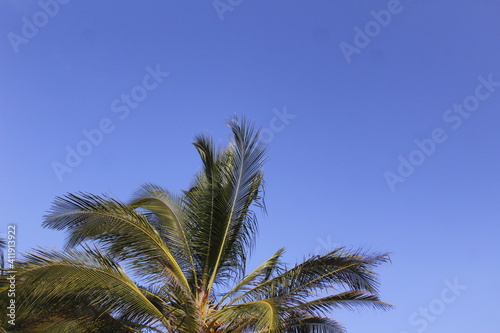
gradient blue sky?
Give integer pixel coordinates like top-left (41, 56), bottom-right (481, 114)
top-left (1, 1), bottom-right (500, 332)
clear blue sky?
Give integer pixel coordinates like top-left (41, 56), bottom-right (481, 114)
top-left (1, 1), bottom-right (499, 332)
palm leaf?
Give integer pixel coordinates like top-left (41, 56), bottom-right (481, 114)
top-left (218, 248), bottom-right (285, 306)
top-left (129, 183), bottom-right (198, 290)
top-left (184, 117), bottom-right (266, 296)
top-left (209, 299), bottom-right (280, 332)
top-left (14, 246), bottom-right (172, 331)
top-left (230, 248), bottom-right (390, 305)
top-left (289, 290), bottom-right (393, 315)
top-left (282, 316), bottom-right (346, 333)
top-left (42, 192), bottom-right (191, 291)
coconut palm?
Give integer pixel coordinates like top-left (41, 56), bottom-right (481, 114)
top-left (1, 118), bottom-right (391, 332)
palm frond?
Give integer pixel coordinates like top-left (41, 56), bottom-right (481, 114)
top-left (185, 117), bottom-right (266, 294)
top-left (289, 290), bottom-right (393, 315)
top-left (129, 183), bottom-right (198, 290)
top-left (230, 248), bottom-right (390, 305)
top-left (14, 246), bottom-right (172, 331)
top-left (208, 117), bottom-right (266, 290)
top-left (218, 248), bottom-right (285, 306)
top-left (210, 299), bottom-right (280, 332)
top-left (42, 192), bottom-right (191, 291)
top-left (282, 316), bottom-right (346, 333)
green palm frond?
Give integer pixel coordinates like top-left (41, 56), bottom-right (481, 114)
top-left (185, 117), bottom-right (266, 294)
top-left (210, 298), bottom-right (280, 332)
top-left (14, 312), bottom-right (139, 333)
top-left (282, 316), bottom-right (346, 333)
top-left (14, 245), bottom-right (171, 331)
top-left (289, 290), bottom-right (393, 315)
top-left (129, 183), bottom-right (198, 290)
top-left (218, 248), bottom-right (285, 306)
top-left (230, 248), bottom-right (390, 305)
top-left (42, 192), bottom-right (190, 290)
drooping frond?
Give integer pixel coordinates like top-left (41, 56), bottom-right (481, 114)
top-left (288, 290), bottom-right (393, 315)
top-left (281, 315), bottom-right (346, 333)
top-left (13, 246), bottom-right (171, 331)
top-left (10, 312), bottom-right (140, 333)
top-left (42, 192), bottom-right (191, 290)
top-left (129, 183), bottom-right (197, 290)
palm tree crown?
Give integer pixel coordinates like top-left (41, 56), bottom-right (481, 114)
top-left (1, 118), bottom-right (391, 332)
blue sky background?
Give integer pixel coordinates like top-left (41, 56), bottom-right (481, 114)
top-left (1, 0), bottom-right (500, 332)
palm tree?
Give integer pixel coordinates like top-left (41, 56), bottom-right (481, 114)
top-left (1, 118), bottom-right (391, 332)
